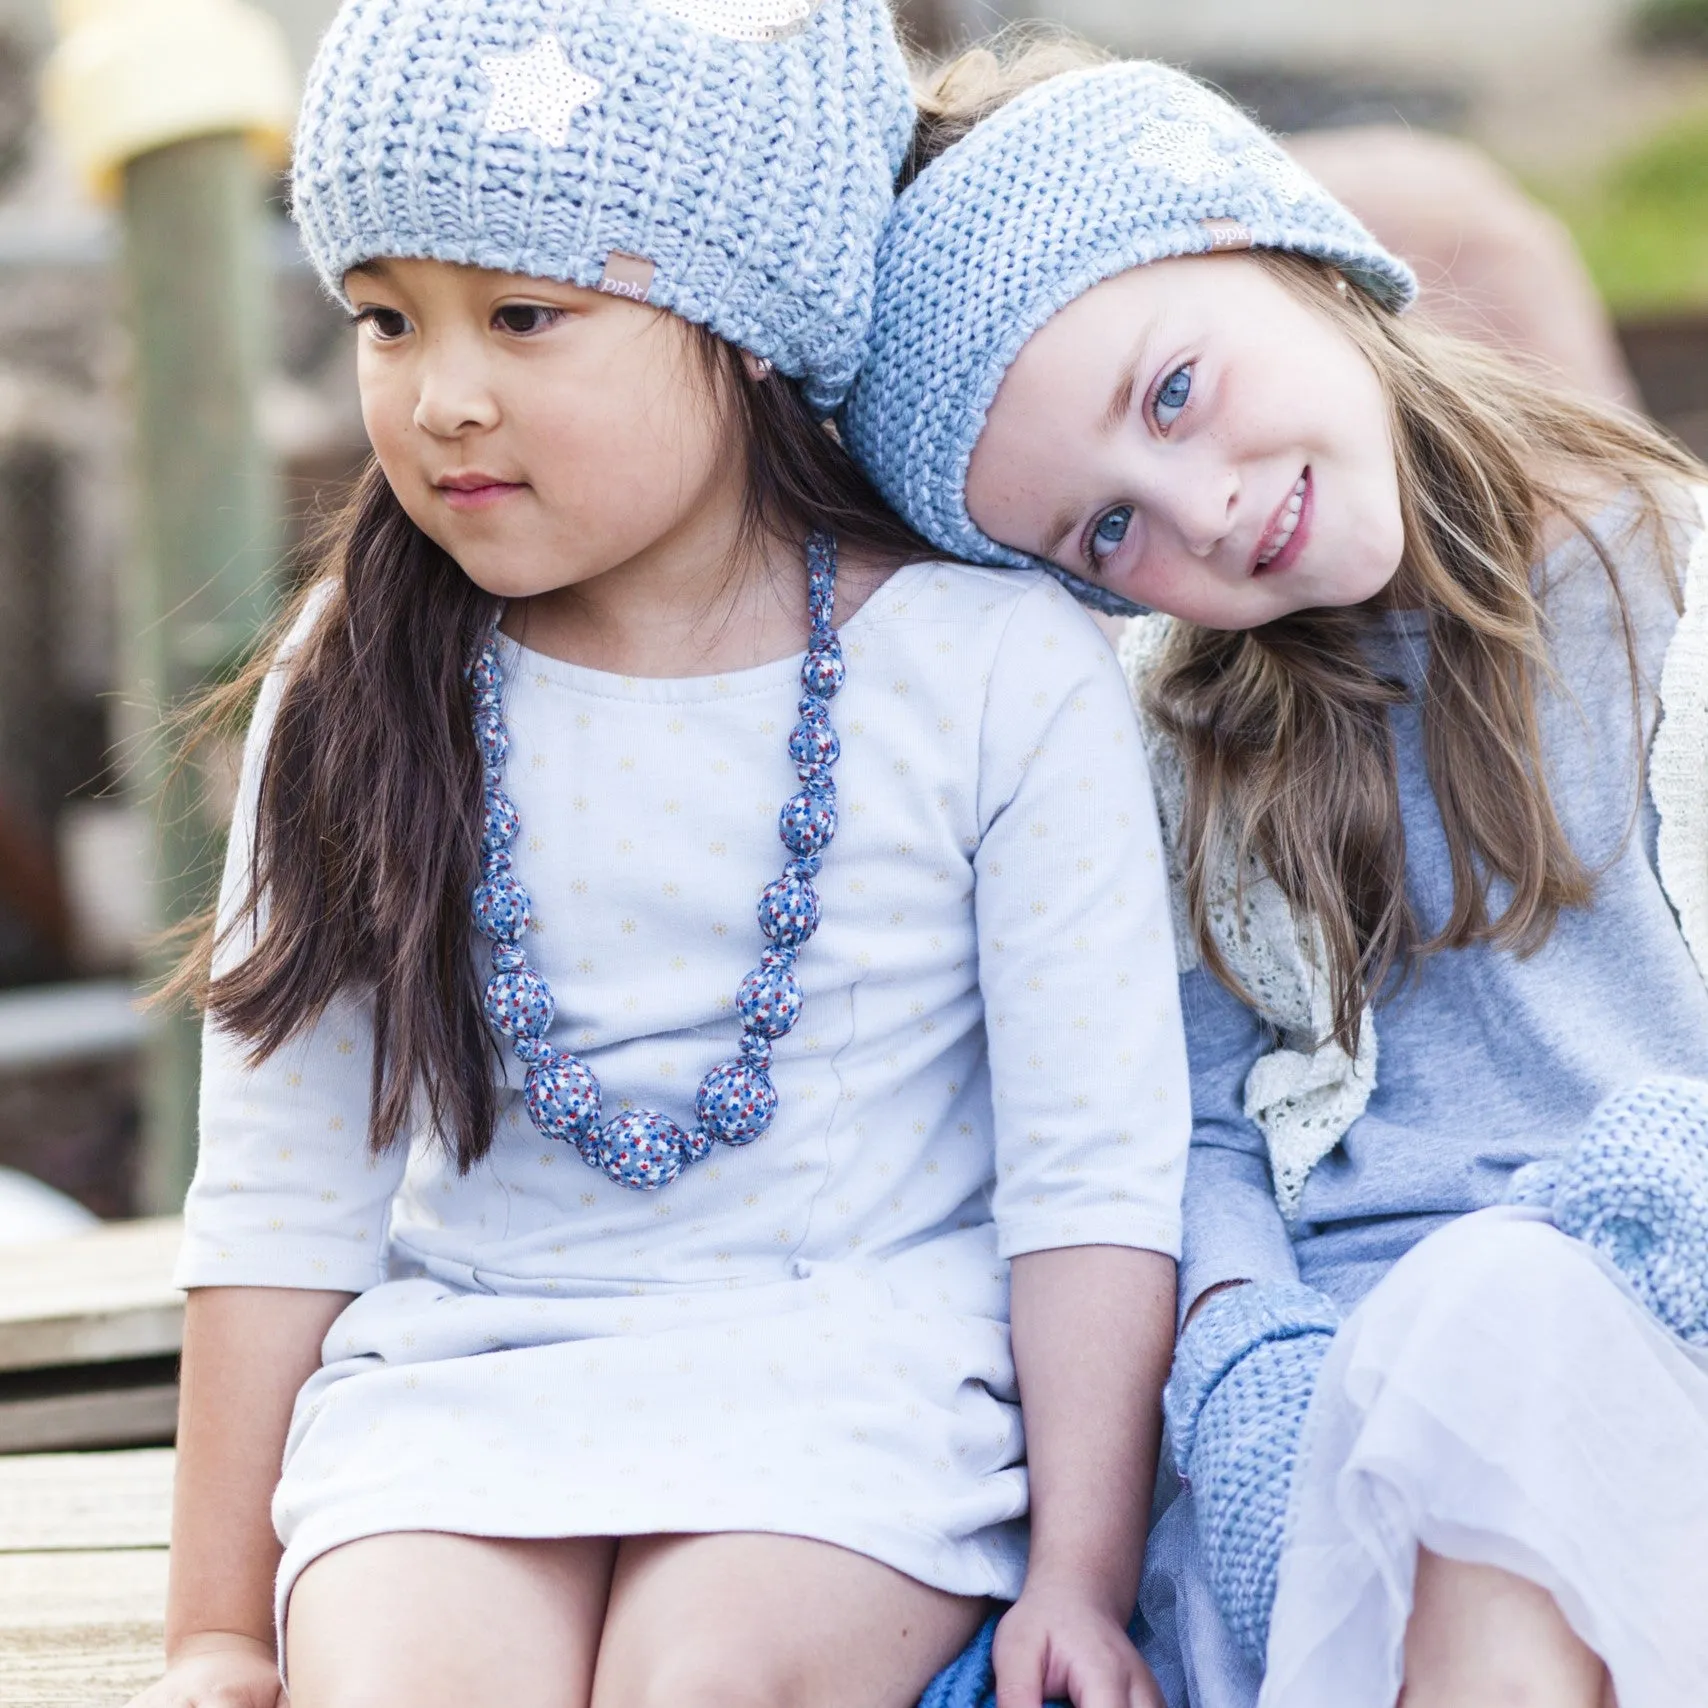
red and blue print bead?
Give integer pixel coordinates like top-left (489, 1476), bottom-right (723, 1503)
top-left (600, 1111), bottom-right (687, 1190)
top-left (757, 872), bottom-right (821, 947)
top-left (468, 649), bottom-right (502, 709)
top-left (525, 1052), bottom-right (601, 1146)
top-left (696, 1060), bottom-right (778, 1145)
top-left (481, 788), bottom-right (521, 851)
top-left (788, 714), bottom-right (840, 769)
top-left (483, 968), bottom-right (553, 1039)
top-left (472, 871), bottom-right (531, 940)
top-left (778, 788), bottom-right (836, 857)
top-left (736, 960), bottom-right (803, 1037)
top-left (473, 708), bottom-right (509, 771)
top-left (800, 640), bottom-right (845, 700)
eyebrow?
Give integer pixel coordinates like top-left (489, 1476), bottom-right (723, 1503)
top-left (1035, 327), bottom-right (1154, 564)
top-left (345, 258), bottom-right (393, 284)
top-left (1102, 330), bottom-right (1150, 434)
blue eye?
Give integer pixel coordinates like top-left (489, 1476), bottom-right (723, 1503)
top-left (1089, 506), bottom-right (1133, 566)
top-left (1154, 364), bottom-right (1193, 429)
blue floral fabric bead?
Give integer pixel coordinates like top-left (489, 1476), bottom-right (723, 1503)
top-left (736, 961), bottom-right (804, 1037)
top-left (473, 872), bottom-right (531, 941)
top-left (468, 649), bottom-right (502, 706)
top-left (484, 968), bottom-right (554, 1039)
top-left (697, 1060), bottom-right (779, 1145)
top-left (482, 788), bottom-right (521, 850)
top-left (801, 640), bottom-right (846, 700)
top-left (788, 714), bottom-right (840, 770)
top-left (757, 872), bottom-right (822, 947)
top-left (601, 1111), bottom-right (688, 1191)
top-left (473, 708), bottom-right (509, 771)
top-left (525, 1053), bottom-right (602, 1146)
top-left (779, 789), bottom-right (837, 856)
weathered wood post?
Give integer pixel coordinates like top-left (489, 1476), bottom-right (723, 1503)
top-left (43, 0), bottom-right (295, 1212)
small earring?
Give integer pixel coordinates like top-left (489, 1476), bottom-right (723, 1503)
top-left (1334, 276), bottom-right (1349, 296)
top-left (745, 353), bottom-right (775, 381)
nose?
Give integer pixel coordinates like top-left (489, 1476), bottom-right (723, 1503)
top-left (412, 341), bottom-right (501, 439)
top-left (1150, 455), bottom-right (1239, 561)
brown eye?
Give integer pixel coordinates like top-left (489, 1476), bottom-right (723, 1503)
top-left (494, 304), bottom-right (562, 335)
top-left (356, 307), bottom-right (410, 340)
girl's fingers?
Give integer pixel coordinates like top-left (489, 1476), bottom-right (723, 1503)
top-left (991, 1629), bottom-right (1047, 1708)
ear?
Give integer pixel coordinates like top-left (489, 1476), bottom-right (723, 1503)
top-left (742, 350), bottom-right (776, 382)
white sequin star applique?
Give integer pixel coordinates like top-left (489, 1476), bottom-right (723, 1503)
top-left (1128, 100), bottom-right (1312, 208)
top-left (646, 0), bottom-right (821, 44)
top-left (480, 37), bottom-right (604, 148)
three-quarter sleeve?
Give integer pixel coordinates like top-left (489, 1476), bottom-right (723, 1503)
top-left (1175, 964), bottom-right (1300, 1319)
top-left (175, 601), bottom-right (408, 1293)
top-left (975, 578), bottom-right (1190, 1261)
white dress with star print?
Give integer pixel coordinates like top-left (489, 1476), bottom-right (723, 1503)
top-left (177, 560), bottom-right (1190, 1626)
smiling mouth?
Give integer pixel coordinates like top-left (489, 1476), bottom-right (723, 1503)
top-left (1254, 471), bottom-right (1309, 574)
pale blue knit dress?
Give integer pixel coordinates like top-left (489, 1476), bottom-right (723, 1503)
top-left (175, 562), bottom-right (1192, 1640)
top-left (1135, 500), bottom-right (1708, 1708)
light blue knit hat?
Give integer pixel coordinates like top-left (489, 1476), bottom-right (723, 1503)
top-left (291, 0), bottom-right (912, 413)
top-left (842, 61), bottom-right (1418, 614)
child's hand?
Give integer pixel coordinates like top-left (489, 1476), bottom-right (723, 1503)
top-left (991, 1578), bottom-right (1166, 1708)
top-left (125, 1632), bottom-right (284, 1708)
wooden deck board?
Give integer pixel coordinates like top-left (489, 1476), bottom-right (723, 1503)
top-left (0, 1449), bottom-right (174, 1552)
top-left (0, 1218), bottom-right (184, 1375)
top-left (0, 1550), bottom-right (169, 1706)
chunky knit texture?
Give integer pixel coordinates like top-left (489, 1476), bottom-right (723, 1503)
top-left (842, 61), bottom-right (1416, 613)
top-left (1163, 1280), bottom-right (1341, 1661)
top-left (291, 0), bottom-right (911, 412)
top-left (1509, 1077), bottom-right (1708, 1345)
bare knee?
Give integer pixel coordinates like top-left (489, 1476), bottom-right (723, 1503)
top-left (1402, 1548), bottom-right (1609, 1708)
top-left (601, 1644), bottom-right (793, 1708)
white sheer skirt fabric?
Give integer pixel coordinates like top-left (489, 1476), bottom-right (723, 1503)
top-left (1261, 1206), bottom-right (1708, 1708)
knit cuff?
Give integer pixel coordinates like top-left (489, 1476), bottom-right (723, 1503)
top-left (1164, 1279), bottom-right (1341, 1470)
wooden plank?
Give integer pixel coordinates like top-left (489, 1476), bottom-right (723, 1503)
top-left (0, 1384), bottom-right (178, 1458)
top-left (0, 1450), bottom-right (173, 1552)
top-left (0, 1218), bottom-right (183, 1374)
top-left (0, 1549), bottom-right (167, 1706)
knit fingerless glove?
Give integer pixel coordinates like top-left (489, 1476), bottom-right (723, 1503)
top-left (1163, 1280), bottom-right (1342, 1663)
top-left (1508, 1076), bottom-right (1708, 1346)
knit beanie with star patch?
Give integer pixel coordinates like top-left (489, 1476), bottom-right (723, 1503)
top-left (291, 0), bottom-right (912, 414)
top-left (841, 60), bottom-right (1417, 614)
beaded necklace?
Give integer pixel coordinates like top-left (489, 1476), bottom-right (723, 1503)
top-left (467, 532), bottom-right (845, 1192)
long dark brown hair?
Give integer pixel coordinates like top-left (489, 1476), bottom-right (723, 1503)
top-left (168, 329), bottom-right (924, 1169)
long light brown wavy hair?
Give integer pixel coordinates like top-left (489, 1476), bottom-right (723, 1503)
top-left (915, 39), bottom-right (1705, 1051)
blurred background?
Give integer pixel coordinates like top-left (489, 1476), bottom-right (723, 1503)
top-left (0, 0), bottom-right (1705, 1237)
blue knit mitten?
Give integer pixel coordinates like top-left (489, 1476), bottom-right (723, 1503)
top-left (1163, 1280), bottom-right (1342, 1663)
top-left (1508, 1076), bottom-right (1708, 1346)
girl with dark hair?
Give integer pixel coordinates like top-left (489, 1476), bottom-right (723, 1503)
top-left (140, 8), bottom-right (1193, 1708)
top-left (850, 47), bottom-right (1708, 1708)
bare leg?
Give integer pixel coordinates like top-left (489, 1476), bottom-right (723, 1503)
top-left (285, 1530), bottom-right (617, 1708)
top-left (591, 1531), bottom-right (988, 1708)
top-left (1400, 1547), bottom-right (1614, 1708)
top-left (1286, 126), bottom-right (1638, 408)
